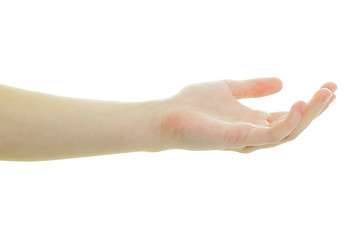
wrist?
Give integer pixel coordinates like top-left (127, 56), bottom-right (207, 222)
top-left (129, 98), bottom-right (174, 152)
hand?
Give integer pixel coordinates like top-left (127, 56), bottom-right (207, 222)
top-left (160, 78), bottom-right (337, 152)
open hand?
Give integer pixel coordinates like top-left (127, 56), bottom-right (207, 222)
top-left (161, 78), bottom-right (337, 153)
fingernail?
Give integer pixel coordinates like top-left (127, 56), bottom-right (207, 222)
top-left (322, 94), bottom-right (332, 104)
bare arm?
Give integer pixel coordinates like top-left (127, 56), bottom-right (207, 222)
top-left (0, 78), bottom-right (337, 161)
top-left (0, 84), bottom-right (170, 161)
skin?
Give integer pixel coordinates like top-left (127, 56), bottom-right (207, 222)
top-left (0, 78), bottom-right (336, 161)
top-left (161, 78), bottom-right (337, 152)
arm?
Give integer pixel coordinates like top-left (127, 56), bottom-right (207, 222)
top-left (0, 78), bottom-right (337, 161)
top-left (0, 84), bottom-right (170, 161)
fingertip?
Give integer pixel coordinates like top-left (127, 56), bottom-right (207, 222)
top-left (321, 82), bottom-right (338, 93)
top-left (260, 77), bottom-right (283, 92)
top-left (321, 87), bottom-right (333, 94)
top-left (270, 77), bottom-right (283, 92)
top-left (288, 101), bottom-right (306, 120)
top-left (291, 101), bottom-right (306, 112)
top-left (319, 88), bottom-right (333, 104)
top-left (330, 82), bottom-right (338, 92)
top-left (271, 76), bottom-right (282, 84)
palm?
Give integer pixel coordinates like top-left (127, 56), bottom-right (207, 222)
top-left (175, 80), bottom-right (270, 125)
top-left (162, 78), bottom-right (337, 152)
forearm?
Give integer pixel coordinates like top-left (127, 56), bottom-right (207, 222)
top-left (0, 84), bottom-right (170, 161)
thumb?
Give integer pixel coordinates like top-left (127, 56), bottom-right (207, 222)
top-left (225, 77), bottom-right (283, 99)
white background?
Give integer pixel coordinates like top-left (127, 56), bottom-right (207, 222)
top-left (0, 0), bottom-right (359, 239)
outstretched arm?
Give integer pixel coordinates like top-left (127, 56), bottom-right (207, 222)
top-left (0, 78), bottom-right (337, 161)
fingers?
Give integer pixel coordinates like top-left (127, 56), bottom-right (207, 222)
top-left (319, 94), bottom-right (336, 116)
top-left (243, 101), bottom-right (305, 146)
top-left (320, 82), bottom-right (337, 93)
top-left (267, 82), bottom-right (337, 123)
top-left (317, 82), bottom-right (337, 116)
top-left (224, 77), bottom-right (283, 99)
top-left (281, 87), bottom-right (333, 142)
top-left (237, 83), bottom-right (337, 153)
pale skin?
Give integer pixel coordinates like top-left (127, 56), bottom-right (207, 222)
top-left (0, 78), bottom-right (337, 161)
